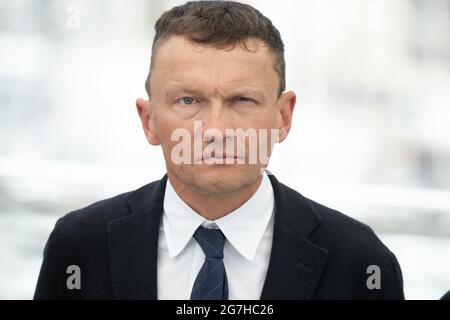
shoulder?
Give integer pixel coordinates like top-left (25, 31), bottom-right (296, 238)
top-left (53, 179), bottom-right (161, 239)
top-left (309, 198), bottom-right (385, 248)
top-left (54, 191), bottom-right (130, 236)
top-left (278, 183), bottom-right (404, 298)
top-left (279, 181), bottom-right (394, 262)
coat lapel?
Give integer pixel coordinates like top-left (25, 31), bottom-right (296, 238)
top-left (107, 175), bottom-right (168, 300)
top-left (260, 173), bottom-right (328, 299)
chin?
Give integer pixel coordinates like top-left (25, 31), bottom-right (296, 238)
top-left (190, 164), bottom-right (260, 195)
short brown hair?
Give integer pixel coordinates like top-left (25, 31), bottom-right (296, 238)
top-left (145, 0), bottom-right (285, 97)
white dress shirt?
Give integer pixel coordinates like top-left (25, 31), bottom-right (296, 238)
top-left (157, 171), bottom-right (275, 300)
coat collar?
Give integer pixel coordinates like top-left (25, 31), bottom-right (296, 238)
top-left (107, 173), bottom-right (328, 300)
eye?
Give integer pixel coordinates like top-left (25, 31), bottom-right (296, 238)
top-left (176, 97), bottom-right (197, 106)
top-left (233, 97), bottom-right (257, 104)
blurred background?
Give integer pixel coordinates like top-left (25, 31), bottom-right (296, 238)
top-left (0, 0), bottom-right (449, 299)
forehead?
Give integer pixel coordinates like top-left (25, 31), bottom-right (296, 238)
top-left (150, 35), bottom-right (279, 91)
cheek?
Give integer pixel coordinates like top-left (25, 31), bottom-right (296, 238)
top-left (244, 109), bottom-right (278, 130)
top-left (155, 113), bottom-right (192, 148)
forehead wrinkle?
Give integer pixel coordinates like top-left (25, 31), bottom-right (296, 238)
top-left (150, 35), bottom-right (282, 95)
top-left (155, 41), bottom-right (277, 99)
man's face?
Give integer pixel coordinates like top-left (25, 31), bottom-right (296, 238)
top-left (138, 35), bottom-right (295, 196)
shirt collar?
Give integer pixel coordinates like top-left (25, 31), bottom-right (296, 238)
top-left (162, 171), bottom-right (274, 261)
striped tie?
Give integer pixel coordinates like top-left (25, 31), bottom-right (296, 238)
top-left (190, 226), bottom-right (229, 300)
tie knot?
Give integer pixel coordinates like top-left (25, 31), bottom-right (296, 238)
top-left (193, 226), bottom-right (226, 259)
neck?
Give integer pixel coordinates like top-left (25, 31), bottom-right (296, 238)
top-left (167, 172), bottom-right (263, 221)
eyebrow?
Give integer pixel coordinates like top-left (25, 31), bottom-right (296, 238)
top-left (164, 83), bottom-right (265, 101)
top-left (164, 84), bottom-right (204, 99)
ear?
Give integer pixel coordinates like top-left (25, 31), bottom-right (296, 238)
top-left (276, 90), bottom-right (296, 143)
top-left (135, 98), bottom-right (160, 145)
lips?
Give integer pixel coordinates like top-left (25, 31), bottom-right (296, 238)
top-left (200, 148), bottom-right (247, 162)
top-left (202, 154), bottom-right (241, 161)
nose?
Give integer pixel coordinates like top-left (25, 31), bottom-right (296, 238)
top-left (200, 100), bottom-right (234, 143)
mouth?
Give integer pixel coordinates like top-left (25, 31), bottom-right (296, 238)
top-left (202, 155), bottom-right (241, 161)
top-left (201, 151), bottom-right (244, 162)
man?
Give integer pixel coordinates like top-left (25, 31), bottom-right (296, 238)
top-left (34, 1), bottom-right (404, 300)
